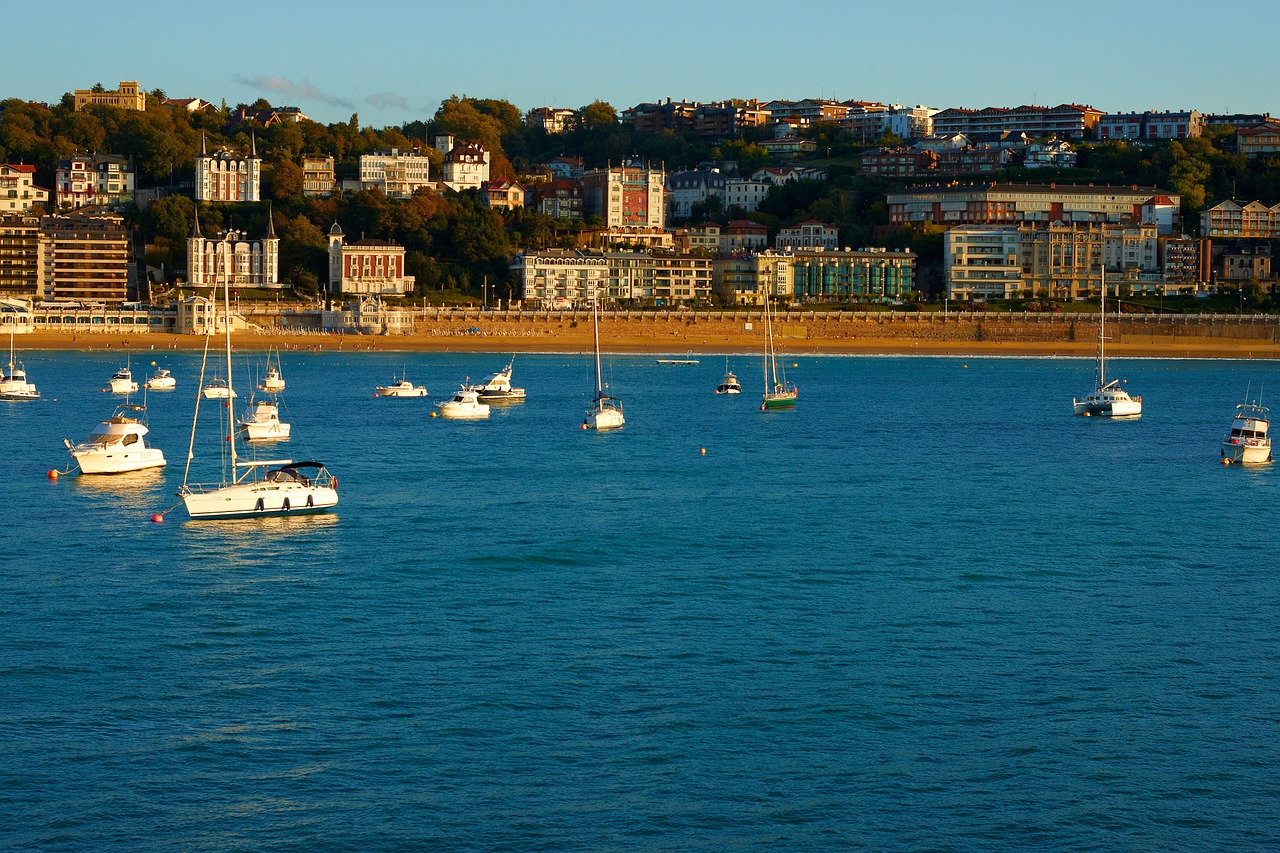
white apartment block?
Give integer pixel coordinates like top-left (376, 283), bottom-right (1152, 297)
top-left (724, 178), bottom-right (772, 213)
top-left (359, 148), bottom-right (432, 198)
top-left (776, 221), bottom-right (839, 251)
top-left (1, 165), bottom-right (51, 213)
top-left (510, 250), bottom-right (609, 307)
top-left (944, 226), bottom-right (1023, 299)
top-left (195, 134), bottom-right (261, 202)
top-left (56, 154), bottom-right (134, 210)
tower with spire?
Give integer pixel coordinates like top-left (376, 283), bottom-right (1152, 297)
top-left (195, 131), bottom-right (262, 202)
top-left (186, 205), bottom-right (281, 289)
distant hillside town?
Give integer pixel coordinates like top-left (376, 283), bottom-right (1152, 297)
top-left (2, 79), bottom-right (1279, 322)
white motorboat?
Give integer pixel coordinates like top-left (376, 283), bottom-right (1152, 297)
top-left (258, 350), bottom-right (286, 393)
top-left (0, 329), bottom-right (39, 401)
top-left (376, 372), bottom-right (428, 397)
top-left (1222, 394), bottom-right (1271, 465)
top-left (64, 402), bottom-right (166, 474)
top-left (145, 368), bottom-right (176, 390)
top-left (201, 378), bottom-right (237, 399)
top-left (715, 362), bottom-right (742, 395)
top-left (436, 384), bottom-right (491, 419)
top-left (178, 264), bottom-right (336, 520)
top-left (583, 295), bottom-right (624, 430)
top-left (760, 291), bottom-right (797, 410)
top-left (1074, 269), bottom-right (1141, 418)
top-left (476, 357), bottom-right (525, 404)
top-left (107, 362), bottom-right (138, 394)
top-left (239, 399), bottom-right (292, 441)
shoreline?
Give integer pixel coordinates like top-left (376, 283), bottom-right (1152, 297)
top-left (10, 329), bottom-right (1280, 360)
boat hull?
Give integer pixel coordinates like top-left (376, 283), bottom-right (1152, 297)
top-left (377, 386), bottom-right (427, 397)
top-left (241, 421), bottom-right (292, 440)
top-left (181, 482), bottom-right (338, 519)
top-left (73, 448), bottom-right (167, 474)
top-left (0, 388), bottom-right (39, 401)
top-left (1073, 397), bottom-right (1142, 418)
top-left (109, 380), bottom-right (138, 393)
top-left (437, 405), bottom-right (490, 419)
top-left (477, 390), bottom-right (525, 404)
top-left (1222, 438), bottom-right (1272, 464)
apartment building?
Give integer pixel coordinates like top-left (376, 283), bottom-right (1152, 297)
top-left (480, 179), bottom-right (525, 210)
top-left (186, 210), bottom-right (280, 289)
top-left (40, 211), bottom-right (132, 302)
top-left (859, 147), bottom-right (938, 177)
top-left (1160, 235), bottom-right (1210, 291)
top-left (195, 134), bottom-right (261, 202)
top-left (55, 154), bottom-right (134, 210)
top-left (1097, 110), bottom-right (1205, 140)
top-left (932, 104), bottom-right (1102, 139)
top-left (667, 169), bottom-right (727, 219)
top-left (327, 223), bottom-right (414, 296)
top-left (581, 161), bottom-right (665, 230)
top-left (1237, 121), bottom-right (1280, 158)
top-left (302, 155), bottom-right (336, 197)
top-left (73, 81), bottom-right (146, 111)
top-left (721, 220), bottom-right (769, 253)
top-left (713, 248), bottom-right (916, 305)
top-left (1, 165), bottom-right (51, 213)
top-left (359, 148), bottom-right (432, 198)
top-left (535, 180), bottom-right (583, 220)
top-left (509, 250), bottom-right (609, 306)
top-left (435, 136), bottom-right (491, 192)
top-left (776, 221), bottom-right (838, 251)
top-left (888, 183), bottom-right (1180, 231)
top-left (0, 214), bottom-right (41, 298)
top-left (723, 177), bottom-right (772, 213)
top-left (1200, 199), bottom-right (1280, 238)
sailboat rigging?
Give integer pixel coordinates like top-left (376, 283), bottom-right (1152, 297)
top-left (1072, 268), bottom-right (1142, 418)
top-left (760, 288), bottom-right (797, 410)
top-left (582, 292), bottom-right (625, 430)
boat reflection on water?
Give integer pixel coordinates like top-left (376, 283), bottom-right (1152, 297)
top-left (73, 468), bottom-right (166, 503)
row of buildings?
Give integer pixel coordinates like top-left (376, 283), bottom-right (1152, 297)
top-left (511, 246), bottom-right (916, 307)
top-left (0, 211), bottom-right (133, 302)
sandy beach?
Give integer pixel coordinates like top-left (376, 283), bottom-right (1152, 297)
top-left (14, 315), bottom-right (1280, 360)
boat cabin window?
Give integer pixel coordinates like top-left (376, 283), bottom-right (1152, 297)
top-left (122, 432), bottom-right (138, 446)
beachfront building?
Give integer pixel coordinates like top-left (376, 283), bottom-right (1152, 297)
top-left (327, 223), bottom-right (414, 296)
top-left (0, 214), bottom-right (41, 298)
top-left (73, 81), bottom-right (146, 112)
top-left (944, 226), bottom-right (1024, 300)
top-left (510, 249), bottom-right (609, 308)
top-left (1097, 110), bottom-right (1205, 140)
top-left (932, 104), bottom-right (1102, 139)
top-left (39, 211), bottom-right (132, 303)
top-left (55, 154), bottom-right (134, 210)
top-left (1161, 236), bottom-right (1211, 293)
top-left (195, 134), bottom-right (262, 202)
top-left (713, 248), bottom-right (916, 305)
top-left (186, 210), bottom-right (281, 289)
top-left (888, 183), bottom-right (1181, 231)
top-left (302, 155), bottom-right (336, 197)
top-left (359, 148), bottom-right (432, 198)
top-left (581, 160), bottom-right (666, 230)
top-left (1, 165), bottom-right (51, 214)
top-left (1200, 199), bottom-right (1280, 239)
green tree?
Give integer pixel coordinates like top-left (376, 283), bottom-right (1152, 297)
top-left (269, 159), bottom-right (303, 200)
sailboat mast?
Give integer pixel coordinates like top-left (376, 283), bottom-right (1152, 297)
top-left (593, 293), bottom-right (604, 398)
top-left (1099, 267), bottom-right (1106, 388)
top-left (223, 240), bottom-right (238, 477)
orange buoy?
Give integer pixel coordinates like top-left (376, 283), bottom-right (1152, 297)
top-left (150, 513), bottom-right (164, 523)
top-left (1221, 458), bottom-right (1231, 466)
top-left (47, 469), bottom-right (59, 479)
top-left (699, 448), bottom-right (706, 455)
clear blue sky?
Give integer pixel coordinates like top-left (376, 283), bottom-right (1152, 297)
top-left (7, 0), bottom-right (1277, 128)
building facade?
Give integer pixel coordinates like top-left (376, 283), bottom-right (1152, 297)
top-left (1, 165), bottom-right (51, 213)
top-left (0, 214), bottom-right (42, 298)
top-left (302, 155), bottom-right (336, 197)
top-left (480, 179), bottom-right (525, 210)
top-left (435, 135), bottom-right (491, 192)
top-left (195, 134), bottom-right (262, 202)
top-left (73, 81), bottom-right (146, 111)
top-left (327, 224), bottom-right (414, 296)
top-left (1200, 199), bottom-right (1280, 238)
top-left (581, 161), bottom-right (666, 230)
top-left (186, 211), bottom-right (280, 289)
top-left (359, 148), bottom-right (432, 197)
top-left (39, 211), bottom-right (132, 302)
top-left (888, 183), bottom-right (1180, 231)
top-left (776, 221), bottom-right (839, 251)
top-left (932, 103), bottom-right (1102, 139)
top-left (714, 248), bottom-right (916, 305)
top-left (528, 107), bottom-right (576, 133)
top-left (1237, 122), bottom-right (1280, 158)
top-left (55, 154), bottom-right (134, 210)
top-left (509, 250), bottom-right (609, 307)
top-left (1097, 110), bottom-right (1205, 140)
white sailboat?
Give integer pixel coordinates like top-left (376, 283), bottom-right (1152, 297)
top-left (177, 265), bottom-right (336, 520)
top-left (1073, 269), bottom-right (1142, 418)
top-left (0, 328), bottom-right (39, 401)
top-left (760, 290), bottom-right (797, 410)
top-left (583, 294), bottom-right (624, 430)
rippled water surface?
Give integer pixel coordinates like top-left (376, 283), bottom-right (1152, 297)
top-left (2, 350), bottom-right (1279, 851)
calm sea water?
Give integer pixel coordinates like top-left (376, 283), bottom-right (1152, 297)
top-left (2, 349), bottom-right (1278, 851)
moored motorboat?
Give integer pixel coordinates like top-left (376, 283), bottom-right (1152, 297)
top-left (376, 372), bottom-right (427, 397)
top-left (238, 399), bottom-right (292, 441)
top-left (108, 362), bottom-right (138, 394)
top-left (436, 384), bottom-right (490, 419)
top-left (476, 357), bottom-right (525, 404)
top-left (202, 377), bottom-right (237, 399)
top-left (65, 403), bottom-right (166, 474)
top-left (1222, 394), bottom-right (1271, 464)
top-left (715, 364), bottom-right (742, 395)
top-left (259, 350), bottom-right (285, 392)
top-left (145, 368), bottom-right (176, 390)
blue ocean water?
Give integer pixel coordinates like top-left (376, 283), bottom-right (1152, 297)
top-left (2, 349), bottom-right (1278, 851)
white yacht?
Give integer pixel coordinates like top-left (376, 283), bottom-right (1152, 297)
top-left (1073, 271), bottom-right (1141, 418)
top-left (145, 368), bottom-right (176, 390)
top-left (65, 403), bottom-right (167, 474)
top-left (258, 350), bottom-right (286, 393)
top-left (1, 329), bottom-right (39, 401)
top-left (376, 372), bottom-right (428, 397)
top-left (583, 295), bottom-right (624, 430)
top-left (108, 362), bottom-right (138, 394)
top-left (239, 399), bottom-right (292, 441)
top-left (201, 378), bottom-right (237, 399)
top-left (476, 358), bottom-right (525, 403)
top-left (715, 364), bottom-right (742, 395)
top-left (436, 384), bottom-right (491, 419)
top-left (1222, 395), bottom-right (1271, 465)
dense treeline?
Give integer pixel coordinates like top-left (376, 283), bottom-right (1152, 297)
top-left (3, 88), bottom-right (1279, 300)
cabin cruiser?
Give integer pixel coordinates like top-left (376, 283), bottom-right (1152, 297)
top-left (238, 399), bottom-right (291, 441)
top-left (65, 403), bottom-right (166, 474)
top-left (476, 358), bottom-right (525, 403)
top-left (202, 378), bottom-right (237, 399)
top-left (376, 373), bottom-right (427, 397)
top-left (145, 368), bottom-right (176, 390)
top-left (108, 364), bottom-right (138, 394)
top-left (715, 370), bottom-right (742, 395)
top-left (436, 384), bottom-right (490, 419)
top-left (1222, 400), bottom-right (1271, 464)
